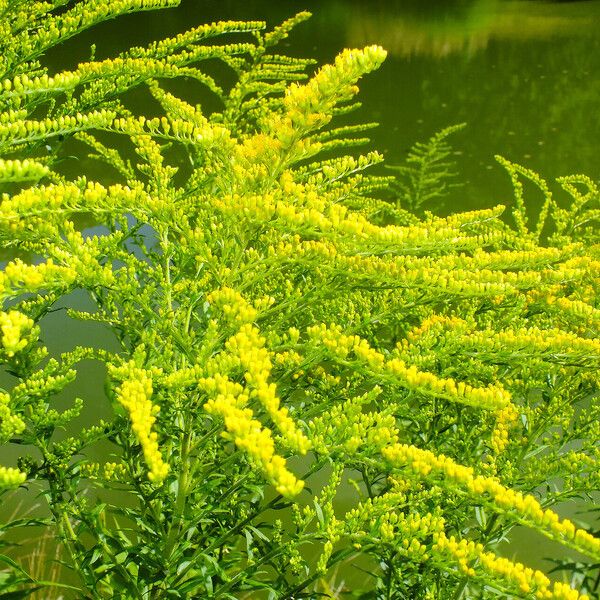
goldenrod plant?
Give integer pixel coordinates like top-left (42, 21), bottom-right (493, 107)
top-left (0, 1), bottom-right (599, 598)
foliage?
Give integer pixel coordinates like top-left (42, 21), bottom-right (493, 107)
top-left (0, 1), bottom-right (599, 598)
top-left (387, 123), bottom-right (465, 213)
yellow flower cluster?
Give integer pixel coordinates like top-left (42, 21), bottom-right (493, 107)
top-left (344, 490), bottom-right (410, 533)
top-left (382, 443), bottom-right (600, 561)
top-left (111, 114), bottom-right (230, 149)
top-left (470, 245), bottom-right (575, 270)
top-left (0, 110), bottom-right (116, 149)
top-left (280, 46), bottom-right (387, 135)
top-left (376, 511), bottom-right (444, 552)
top-left (318, 151), bottom-right (384, 182)
top-left (207, 287), bottom-right (258, 327)
top-left (338, 248), bottom-right (588, 297)
top-left (81, 461), bottom-right (128, 481)
top-left (0, 158), bottom-right (49, 182)
top-left (0, 310), bottom-right (35, 357)
top-left (2, 70), bottom-right (81, 98)
top-left (0, 392), bottom-right (25, 443)
top-left (0, 259), bottom-right (77, 300)
top-left (209, 191), bottom-right (358, 236)
top-left (343, 258), bottom-right (511, 296)
top-left (434, 531), bottom-right (588, 599)
top-left (9, 0), bottom-right (179, 65)
top-left (112, 364), bottom-right (169, 483)
top-left (308, 323), bottom-right (512, 412)
top-left (225, 324), bottom-right (311, 454)
top-left (0, 181), bottom-right (151, 233)
top-left (309, 394), bottom-right (397, 456)
top-left (132, 20), bottom-right (263, 59)
top-left (200, 373), bottom-right (304, 498)
top-left (0, 465), bottom-right (26, 489)
top-left (404, 314), bottom-right (469, 346)
top-left (390, 357), bottom-right (512, 411)
top-left (273, 349), bottom-right (304, 371)
top-left (490, 403), bottom-right (519, 455)
top-left (216, 45), bottom-right (386, 177)
top-left (554, 297), bottom-right (600, 327)
top-left (461, 326), bottom-right (600, 358)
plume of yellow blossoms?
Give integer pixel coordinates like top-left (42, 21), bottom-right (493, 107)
top-left (207, 287), bottom-right (257, 327)
top-left (0, 158), bottom-right (49, 182)
top-left (382, 443), bottom-right (600, 561)
top-left (280, 45), bottom-right (387, 135)
top-left (200, 373), bottom-right (304, 498)
top-left (0, 310), bottom-right (34, 357)
top-left (0, 391), bottom-right (25, 443)
top-left (0, 259), bottom-right (77, 300)
top-left (308, 323), bottom-right (513, 413)
top-left (0, 465), bottom-right (26, 489)
top-left (112, 364), bottom-right (169, 483)
top-left (225, 324), bottom-right (311, 455)
top-left (434, 532), bottom-right (589, 599)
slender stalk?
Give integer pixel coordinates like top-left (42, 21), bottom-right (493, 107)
top-left (164, 417), bottom-right (193, 559)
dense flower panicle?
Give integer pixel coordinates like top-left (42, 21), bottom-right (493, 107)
top-left (404, 314), bottom-right (469, 343)
top-left (111, 363), bottom-right (169, 483)
top-left (490, 403), bottom-right (519, 455)
top-left (459, 326), bottom-right (600, 360)
top-left (0, 180), bottom-right (147, 224)
top-left (0, 259), bottom-right (77, 300)
top-left (0, 391), bottom-right (25, 443)
top-left (2, 0), bottom-right (180, 77)
top-left (553, 296), bottom-right (600, 327)
top-left (308, 323), bottom-right (513, 413)
top-left (382, 443), bottom-right (600, 561)
top-left (0, 465), bottom-right (26, 489)
top-left (0, 110), bottom-right (117, 151)
top-left (434, 532), bottom-right (589, 600)
top-left (279, 46), bottom-right (387, 134)
top-left (0, 310), bottom-right (35, 357)
top-left (0, 158), bottom-right (49, 182)
top-left (207, 287), bottom-right (258, 326)
top-left (308, 386), bottom-right (397, 455)
top-left (225, 324), bottom-right (311, 454)
top-left (200, 373), bottom-right (304, 497)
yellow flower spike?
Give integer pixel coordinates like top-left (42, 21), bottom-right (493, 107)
top-left (207, 287), bottom-right (258, 327)
top-left (0, 310), bottom-right (35, 357)
top-left (112, 363), bottom-right (169, 484)
top-left (490, 404), bottom-right (519, 455)
top-left (0, 391), bottom-right (26, 443)
top-left (382, 443), bottom-right (600, 562)
top-left (308, 323), bottom-right (513, 413)
top-left (434, 530), bottom-right (590, 600)
top-left (201, 374), bottom-right (304, 498)
top-left (224, 324), bottom-right (311, 455)
top-left (0, 465), bottom-right (26, 488)
top-left (0, 259), bottom-right (78, 300)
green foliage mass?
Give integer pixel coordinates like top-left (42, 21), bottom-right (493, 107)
top-left (0, 1), bottom-right (599, 598)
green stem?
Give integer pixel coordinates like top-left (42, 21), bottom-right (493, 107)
top-left (161, 229), bottom-right (172, 312)
top-left (173, 458), bottom-right (327, 588)
top-left (164, 419), bottom-right (193, 559)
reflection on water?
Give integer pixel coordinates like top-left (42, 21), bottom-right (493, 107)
top-left (339, 0), bottom-right (599, 57)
